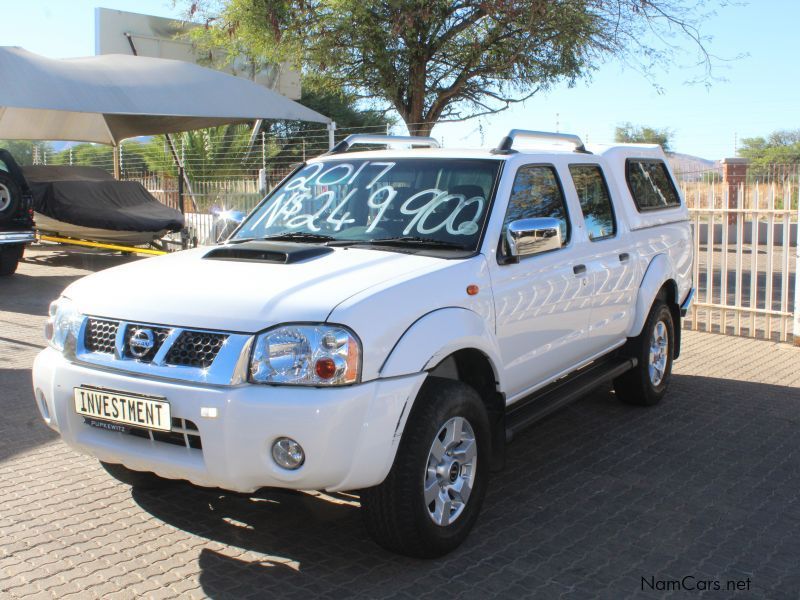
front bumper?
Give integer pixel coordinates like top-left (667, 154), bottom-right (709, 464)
top-left (0, 230), bottom-right (35, 245)
top-left (33, 348), bottom-right (426, 493)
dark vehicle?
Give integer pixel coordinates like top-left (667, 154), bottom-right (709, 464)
top-left (0, 150), bottom-right (35, 276)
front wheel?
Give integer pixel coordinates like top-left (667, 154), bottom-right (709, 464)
top-left (614, 300), bottom-right (675, 406)
top-left (0, 244), bottom-right (24, 276)
top-left (360, 377), bottom-right (490, 558)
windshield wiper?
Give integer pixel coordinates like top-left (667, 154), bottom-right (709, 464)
top-left (357, 236), bottom-right (470, 250)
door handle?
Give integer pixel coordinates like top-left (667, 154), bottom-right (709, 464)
top-left (573, 264), bottom-right (587, 275)
top-left (619, 253), bottom-right (630, 262)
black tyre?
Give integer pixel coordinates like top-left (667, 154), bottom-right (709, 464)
top-left (0, 171), bottom-right (21, 224)
top-left (0, 244), bottom-right (23, 276)
top-left (360, 377), bottom-right (490, 558)
top-left (101, 461), bottom-right (169, 490)
top-left (614, 299), bottom-right (675, 406)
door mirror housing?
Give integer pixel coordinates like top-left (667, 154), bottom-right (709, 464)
top-left (504, 218), bottom-right (562, 262)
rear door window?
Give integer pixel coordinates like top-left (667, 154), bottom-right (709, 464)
top-left (625, 159), bottom-right (681, 211)
top-left (569, 164), bottom-right (616, 241)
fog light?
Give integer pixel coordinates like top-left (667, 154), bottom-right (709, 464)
top-left (272, 437), bottom-right (305, 470)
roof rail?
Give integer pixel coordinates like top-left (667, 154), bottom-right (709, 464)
top-left (492, 129), bottom-right (590, 154)
top-left (325, 134), bottom-right (440, 155)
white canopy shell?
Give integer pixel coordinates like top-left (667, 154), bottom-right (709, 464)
top-left (0, 47), bottom-right (329, 145)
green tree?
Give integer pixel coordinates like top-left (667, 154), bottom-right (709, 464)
top-left (614, 123), bottom-right (673, 152)
top-left (50, 143), bottom-right (113, 170)
top-left (50, 142), bottom-right (150, 175)
top-left (738, 130), bottom-right (800, 172)
top-left (139, 124), bottom-right (259, 180)
top-left (268, 79), bottom-right (394, 162)
top-left (183, 0), bottom-right (723, 136)
top-left (0, 140), bottom-right (51, 165)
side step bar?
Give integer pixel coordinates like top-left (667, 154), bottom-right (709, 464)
top-left (505, 357), bottom-right (638, 442)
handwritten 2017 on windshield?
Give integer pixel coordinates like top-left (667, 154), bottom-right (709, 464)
top-left (251, 161), bottom-right (486, 236)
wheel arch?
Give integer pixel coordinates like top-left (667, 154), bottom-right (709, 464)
top-left (628, 253), bottom-right (682, 359)
top-left (379, 307), bottom-right (507, 471)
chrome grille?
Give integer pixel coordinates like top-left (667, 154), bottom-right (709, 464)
top-left (122, 325), bottom-right (171, 362)
top-left (165, 331), bottom-right (227, 368)
top-left (77, 317), bottom-right (247, 385)
top-left (85, 319), bottom-right (118, 354)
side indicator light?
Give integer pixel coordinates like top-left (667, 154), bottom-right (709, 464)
top-left (466, 285), bottom-right (479, 296)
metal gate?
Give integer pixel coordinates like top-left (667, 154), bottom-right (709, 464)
top-left (681, 180), bottom-right (798, 343)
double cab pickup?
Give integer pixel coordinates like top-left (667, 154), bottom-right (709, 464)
top-left (33, 130), bottom-right (694, 557)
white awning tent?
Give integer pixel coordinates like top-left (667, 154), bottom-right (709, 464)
top-left (0, 46), bottom-right (330, 145)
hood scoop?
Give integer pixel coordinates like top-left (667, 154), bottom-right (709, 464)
top-left (204, 241), bottom-right (334, 264)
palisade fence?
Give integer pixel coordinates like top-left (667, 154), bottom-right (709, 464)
top-left (676, 174), bottom-right (799, 344)
top-left (34, 132), bottom-right (800, 344)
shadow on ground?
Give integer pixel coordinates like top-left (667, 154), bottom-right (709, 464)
top-left (0, 368), bottom-right (58, 463)
top-left (1, 248), bottom-right (139, 316)
top-left (21, 248), bottom-right (142, 271)
top-left (130, 374), bottom-right (800, 599)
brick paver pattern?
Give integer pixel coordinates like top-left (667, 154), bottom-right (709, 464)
top-left (1, 248), bottom-right (799, 599)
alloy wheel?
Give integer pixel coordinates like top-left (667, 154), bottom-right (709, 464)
top-left (424, 416), bottom-right (477, 526)
top-left (648, 320), bottom-right (669, 386)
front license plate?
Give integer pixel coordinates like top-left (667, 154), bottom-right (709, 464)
top-left (74, 387), bottom-right (171, 432)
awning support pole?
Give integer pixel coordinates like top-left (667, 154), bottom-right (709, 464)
top-left (178, 165), bottom-right (188, 250)
top-left (113, 145), bottom-right (120, 180)
top-left (165, 134), bottom-right (198, 212)
top-left (178, 166), bottom-right (186, 216)
top-left (328, 121), bottom-right (337, 150)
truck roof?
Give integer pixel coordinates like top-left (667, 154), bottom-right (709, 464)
top-left (309, 132), bottom-right (668, 163)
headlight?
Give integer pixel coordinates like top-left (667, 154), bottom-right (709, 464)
top-left (250, 324), bottom-right (360, 386)
top-left (44, 297), bottom-right (83, 353)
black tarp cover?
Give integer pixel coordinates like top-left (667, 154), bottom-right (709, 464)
top-left (22, 165), bottom-right (184, 232)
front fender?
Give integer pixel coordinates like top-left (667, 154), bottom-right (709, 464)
top-left (627, 253), bottom-right (677, 337)
top-left (379, 307), bottom-right (502, 383)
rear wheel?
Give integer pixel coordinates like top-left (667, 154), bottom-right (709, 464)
top-left (100, 461), bottom-right (169, 490)
top-left (360, 377), bottom-right (490, 558)
top-left (614, 300), bottom-right (674, 406)
top-left (0, 244), bottom-right (23, 276)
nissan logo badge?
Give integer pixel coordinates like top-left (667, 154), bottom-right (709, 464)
top-left (129, 328), bottom-right (155, 359)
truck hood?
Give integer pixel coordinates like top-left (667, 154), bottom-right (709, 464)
top-left (64, 246), bottom-right (450, 332)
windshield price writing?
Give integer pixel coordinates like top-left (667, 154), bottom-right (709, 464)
top-left (248, 161), bottom-right (487, 237)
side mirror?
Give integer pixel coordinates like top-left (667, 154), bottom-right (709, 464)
top-left (504, 217), bottom-right (562, 261)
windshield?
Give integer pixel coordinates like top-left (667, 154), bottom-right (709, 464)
top-left (233, 158), bottom-right (502, 252)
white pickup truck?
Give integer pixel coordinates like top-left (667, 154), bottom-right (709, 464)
top-left (33, 130), bottom-right (694, 557)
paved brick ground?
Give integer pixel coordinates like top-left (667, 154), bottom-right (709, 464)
top-left (2, 246), bottom-right (800, 599)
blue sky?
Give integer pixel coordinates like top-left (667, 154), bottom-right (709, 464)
top-left (0, 0), bottom-right (795, 159)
